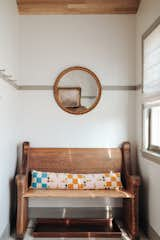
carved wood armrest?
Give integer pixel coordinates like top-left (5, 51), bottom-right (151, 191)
top-left (126, 175), bottom-right (140, 194)
top-left (16, 174), bottom-right (28, 193)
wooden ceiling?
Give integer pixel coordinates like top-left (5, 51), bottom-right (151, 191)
top-left (17, 0), bottom-right (141, 15)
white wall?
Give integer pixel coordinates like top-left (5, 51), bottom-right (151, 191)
top-left (0, 0), bottom-right (19, 80)
top-left (19, 15), bottom-right (136, 86)
top-left (19, 15), bottom-right (136, 147)
top-left (18, 15), bottom-right (137, 208)
top-left (20, 90), bottom-right (136, 148)
top-left (0, 0), bottom-right (19, 237)
top-left (136, 0), bottom-right (160, 236)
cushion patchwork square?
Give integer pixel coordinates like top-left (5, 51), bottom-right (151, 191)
top-left (31, 170), bottom-right (123, 190)
top-left (65, 174), bottom-right (84, 189)
top-left (31, 170), bottom-right (48, 189)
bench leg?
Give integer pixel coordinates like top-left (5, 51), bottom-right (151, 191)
top-left (16, 188), bottom-right (28, 238)
top-left (123, 196), bottom-right (139, 240)
top-left (17, 195), bottom-right (28, 238)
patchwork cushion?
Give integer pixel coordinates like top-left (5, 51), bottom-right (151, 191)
top-left (31, 170), bottom-right (123, 190)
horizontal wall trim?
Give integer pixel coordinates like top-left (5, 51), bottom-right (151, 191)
top-left (103, 85), bottom-right (137, 91)
top-left (18, 84), bottom-right (141, 91)
top-left (141, 219), bottom-right (160, 240)
top-left (148, 225), bottom-right (160, 240)
top-left (0, 78), bottom-right (19, 90)
top-left (0, 78), bottom-right (142, 91)
top-left (19, 85), bottom-right (52, 90)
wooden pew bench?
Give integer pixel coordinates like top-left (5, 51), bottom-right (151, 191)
top-left (16, 142), bottom-right (140, 239)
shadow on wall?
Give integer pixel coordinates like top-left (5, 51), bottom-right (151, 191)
top-left (9, 176), bottom-right (17, 234)
top-left (139, 177), bottom-right (149, 235)
top-left (136, 148), bottom-right (149, 236)
top-left (9, 144), bottom-right (22, 235)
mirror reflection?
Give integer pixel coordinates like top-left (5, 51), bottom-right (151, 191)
top-left (54, 67), bottom-right (101, 115)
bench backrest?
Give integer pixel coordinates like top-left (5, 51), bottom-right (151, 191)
top-left (23, 143), bottom-right (123, 174)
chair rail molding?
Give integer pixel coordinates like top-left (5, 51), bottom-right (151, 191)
top-left (0, 81), bottom-right (142, 92)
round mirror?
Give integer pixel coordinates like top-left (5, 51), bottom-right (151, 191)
top-left (54, 66), bottom-right (102, 115)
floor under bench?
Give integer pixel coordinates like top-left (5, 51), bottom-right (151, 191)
top-left (12, 203), bottom-right (148, 240)
top-left (10, 219), bottom-right (148, 240)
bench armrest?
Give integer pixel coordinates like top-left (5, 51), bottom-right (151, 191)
top-left (16, 174), bottom-right (28, 193)
top-left (126, 175), bottom-right (140, 194)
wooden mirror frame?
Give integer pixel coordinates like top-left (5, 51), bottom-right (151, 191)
top-left (54, 66), bottom-right (102, 115)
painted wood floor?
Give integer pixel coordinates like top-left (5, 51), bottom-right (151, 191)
top-left (10, 234), bottom-right (148, 240)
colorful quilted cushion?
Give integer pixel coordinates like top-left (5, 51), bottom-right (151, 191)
top-left (31, 170), bottom-right (123, 190)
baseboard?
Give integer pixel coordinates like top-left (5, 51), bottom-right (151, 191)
top-left (148, 225), bottom-right (160, 240)
top-left (0, 224), bottom-right (10, 240)
top-left (141, 219), bottom-right (160, 240)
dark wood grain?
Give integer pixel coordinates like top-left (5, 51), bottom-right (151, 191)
top-left (16, 175), bottom-right (28, 238)
top-left (28, 147), bottom-right (122, 173)
top-left (32, 218), bottom-right (121, 238)
top-left (21, 142), bottom-right (30, 175)
top-left (122, 142), bottom-right (141, 240)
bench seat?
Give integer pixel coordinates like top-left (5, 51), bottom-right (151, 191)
top-left (23, 189), bottom-right (134, 198)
